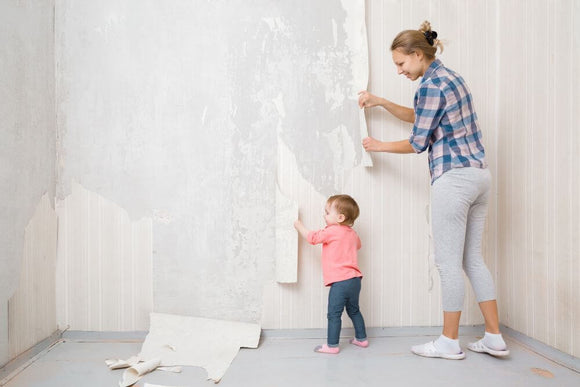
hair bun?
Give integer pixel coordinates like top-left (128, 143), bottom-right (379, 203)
top-left (423, 30), bottom-right (437, 46)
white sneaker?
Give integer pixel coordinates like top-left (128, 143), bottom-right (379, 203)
top-left (411, 341), bottom-right (466, 360)
top-left (467, 339), bottom-right (510, 357)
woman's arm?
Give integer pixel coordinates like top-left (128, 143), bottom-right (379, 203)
top-left (362, 137), bottom-right (415, 154)
top-left (358, 91), bottom-right (415, 123)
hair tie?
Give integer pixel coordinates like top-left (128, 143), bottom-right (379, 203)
top-left (424, 30), bottom-right (437, 46)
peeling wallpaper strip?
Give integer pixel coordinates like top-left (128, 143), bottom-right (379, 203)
top-left (341, 0), bottom-right (373, 167)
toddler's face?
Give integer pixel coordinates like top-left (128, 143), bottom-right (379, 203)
top-left (324, 202), bottom-right (342, 226)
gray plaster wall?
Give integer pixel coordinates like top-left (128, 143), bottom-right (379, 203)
top-left (0, 0), bottom-right (56, 365)
top-left (56, 0), bottom-right (363, 323)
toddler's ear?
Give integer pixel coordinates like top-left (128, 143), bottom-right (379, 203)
top-left (338, 214), bottom-right (346, 223)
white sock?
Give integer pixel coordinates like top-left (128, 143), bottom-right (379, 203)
top-left (434, 335), bottom-right (461, 354)
top-left (483, 332), bottom-right (507, 350)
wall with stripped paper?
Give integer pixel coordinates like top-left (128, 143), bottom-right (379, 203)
top-left (0, 0), bottom-right (57, 365)
top-left (4, 0), bottom-right (578, 364)
top-left (54, 0), bottom-right (369, 329)
top-left (55, 3), bottom-right (580, 359)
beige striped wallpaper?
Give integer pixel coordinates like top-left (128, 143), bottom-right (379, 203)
top-left (495, 0), bottom-right (580, 357)
top-left (55, 182), bottom-right (153, 331)
top-left (8, 195), bottom-right (57, 358)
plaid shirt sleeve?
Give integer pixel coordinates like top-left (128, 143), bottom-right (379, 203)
top-left (409, 82), bottom-right (446, 154)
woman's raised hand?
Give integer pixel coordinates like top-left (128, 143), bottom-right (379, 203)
top-left (358, 90), bottom-right (381, 109)
top-left (362, 136), bottom-right (383, 152)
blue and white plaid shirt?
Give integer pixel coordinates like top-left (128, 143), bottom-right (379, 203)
top-left (409, 59), bottom-right (487, 184)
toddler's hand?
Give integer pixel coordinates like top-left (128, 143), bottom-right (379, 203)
top-left (294, 219), bottom-right (309, 240)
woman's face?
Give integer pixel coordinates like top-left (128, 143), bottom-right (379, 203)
top-left (392, 48), bottom-right (425, 81)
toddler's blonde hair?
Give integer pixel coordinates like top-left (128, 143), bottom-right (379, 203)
top-left (328, 194), bottom-right (360, 226)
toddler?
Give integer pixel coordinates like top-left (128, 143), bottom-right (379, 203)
top-left (294, 194), bottom-right (368, 354)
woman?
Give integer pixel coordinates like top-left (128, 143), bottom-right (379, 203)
top-left (359, 21), bottom-right (509, 360)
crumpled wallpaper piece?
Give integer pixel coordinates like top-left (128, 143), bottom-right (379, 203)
top-left (138, 313), bottom-right (261, 382)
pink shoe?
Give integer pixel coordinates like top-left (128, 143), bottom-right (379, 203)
top-left (314, 344), bottom-right (340, 354)
top-left (350, 338), bottom-right (369, 348)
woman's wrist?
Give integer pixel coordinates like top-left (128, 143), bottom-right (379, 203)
top-left (374, 140), bottom-right (388, 152)
top-left (380, 97), bottom-right (390, 110)
top-left (382, 141), bottom-right (391, 152)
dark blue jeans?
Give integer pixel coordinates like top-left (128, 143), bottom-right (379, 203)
top-left (327, 276), bottom-right (367, 347)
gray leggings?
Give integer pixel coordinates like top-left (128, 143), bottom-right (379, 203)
top-left (431, 167), bottom-right (496, 312)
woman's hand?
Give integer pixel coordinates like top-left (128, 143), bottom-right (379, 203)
top-left (362, 136), bottom-right (384, 152)
top-left (363, 138), bottom-right (415, 154)
top-left (358, 90), bottom-right (382, 109)
top-left (358, 91), bottom-right (415, 123)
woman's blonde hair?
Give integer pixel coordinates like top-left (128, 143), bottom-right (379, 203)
top-left (390, 20), bottom-right (444, 60)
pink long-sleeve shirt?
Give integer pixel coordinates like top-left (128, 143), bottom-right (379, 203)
top-left (307, 224), bottom-right (362, 286)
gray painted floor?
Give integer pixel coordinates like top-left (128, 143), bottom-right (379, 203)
top-left (2, 331), bottom-right (579, 387)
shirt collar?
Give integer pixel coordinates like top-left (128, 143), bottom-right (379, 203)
top-left (422, 58), bottom-right (443, 82)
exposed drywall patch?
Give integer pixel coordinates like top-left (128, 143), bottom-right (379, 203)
top-left (137, 313), bottom-right (260, 382)
top-left (152, 209), bottom-right (173, 225)
top-left (55, 181), bottom-right (153, 331)
top-left (322, 124), bottom-right (358, 183)
top-left (245, 1), bottom-right (369, 196)
top-left (8, 194), bottom-right (57, 358)
top-left (56, 0), bottom-right (277, 324)
top-left (276, 0), bottom-right (370, 194)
